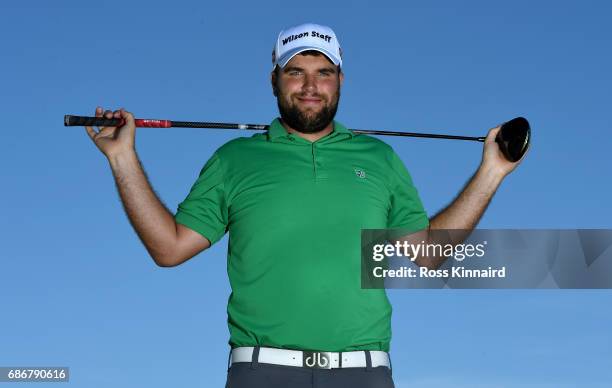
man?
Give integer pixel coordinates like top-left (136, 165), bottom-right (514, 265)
top-left (85, 23), bottom-right (524, 388)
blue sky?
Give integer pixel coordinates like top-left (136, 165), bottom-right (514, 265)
top-left (1, 0), bottom-right (611, 387)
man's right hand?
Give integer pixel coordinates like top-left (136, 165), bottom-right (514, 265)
top-left (85, 106), bottom-right (136, 159)
top-left (83, 106), bottom-right (210, 266)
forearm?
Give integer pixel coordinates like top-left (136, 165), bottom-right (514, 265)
top-left (108, 151), bottom-right (178, 265)
top-left (411, 122), bottom-right (523, 269)
top-left (430, 165), bottom-right (504, 230)
top-left (412, 166), bottom-right (504, 269)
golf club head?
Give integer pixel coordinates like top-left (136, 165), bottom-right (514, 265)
top-left (496, 116), bottom-right (531, 162)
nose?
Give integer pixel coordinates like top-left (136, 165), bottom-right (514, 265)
top-left (302, 73), bottom-right (317, 93)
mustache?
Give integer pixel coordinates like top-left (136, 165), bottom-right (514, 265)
top-left (293, 93), bottom-right (326, 100)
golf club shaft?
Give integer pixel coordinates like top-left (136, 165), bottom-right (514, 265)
top-left (64, 115), bottom-right (486, 142)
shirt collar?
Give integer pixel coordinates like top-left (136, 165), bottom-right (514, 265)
top-left (267, 118), bottom-right (354, 142)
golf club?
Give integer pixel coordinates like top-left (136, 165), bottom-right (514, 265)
top-left (64, 114), bottom-right (531, 162)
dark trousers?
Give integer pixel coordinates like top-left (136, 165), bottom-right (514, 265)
top-left (225, 347), bottom-right (395, 388)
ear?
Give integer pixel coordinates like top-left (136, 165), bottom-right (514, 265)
top-left (271, 70), bottom-right (278, 97)
top-left (339, 70), bottom-right (344, 87)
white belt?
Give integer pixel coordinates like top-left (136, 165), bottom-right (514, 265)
top-left (230, 346), bottom-right (391, 369)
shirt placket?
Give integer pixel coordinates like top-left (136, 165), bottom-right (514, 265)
top-left (312, 142), bottom-right (328, 181)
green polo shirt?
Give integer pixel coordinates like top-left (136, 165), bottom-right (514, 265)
top-left (175, 118), bottom-right (429, 352)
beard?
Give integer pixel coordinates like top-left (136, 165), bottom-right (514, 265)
top-left (276, 87), bottom-right (340, 134)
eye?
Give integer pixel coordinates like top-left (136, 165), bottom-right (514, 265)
top-left (288, 70), bottom-right (302, 76)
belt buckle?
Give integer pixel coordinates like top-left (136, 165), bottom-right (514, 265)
top-left (303, 351), bottom-right (332, 369)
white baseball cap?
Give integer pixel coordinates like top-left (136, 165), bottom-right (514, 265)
top-left (272, 23), bottom-right (343, 69)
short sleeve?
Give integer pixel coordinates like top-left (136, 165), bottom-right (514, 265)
top-left (175, 152), bottom-right (228, 245)
top-left (386, 150), bottom-right (430, 231)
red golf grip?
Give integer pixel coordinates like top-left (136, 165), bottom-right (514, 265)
top-left (64, 115), bottom-right (172, 128)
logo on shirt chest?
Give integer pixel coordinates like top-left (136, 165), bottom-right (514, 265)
top-left (354, 168), bottom-right (367, 179)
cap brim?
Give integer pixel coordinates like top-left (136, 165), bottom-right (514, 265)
top-left (276, 46), bottom-right (341, 68)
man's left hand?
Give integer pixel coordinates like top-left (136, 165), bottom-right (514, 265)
top-left (481, 125), bottom-right (527, 178)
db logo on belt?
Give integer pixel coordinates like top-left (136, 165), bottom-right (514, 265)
top-left (303, 351), bottom-right (332, 369)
